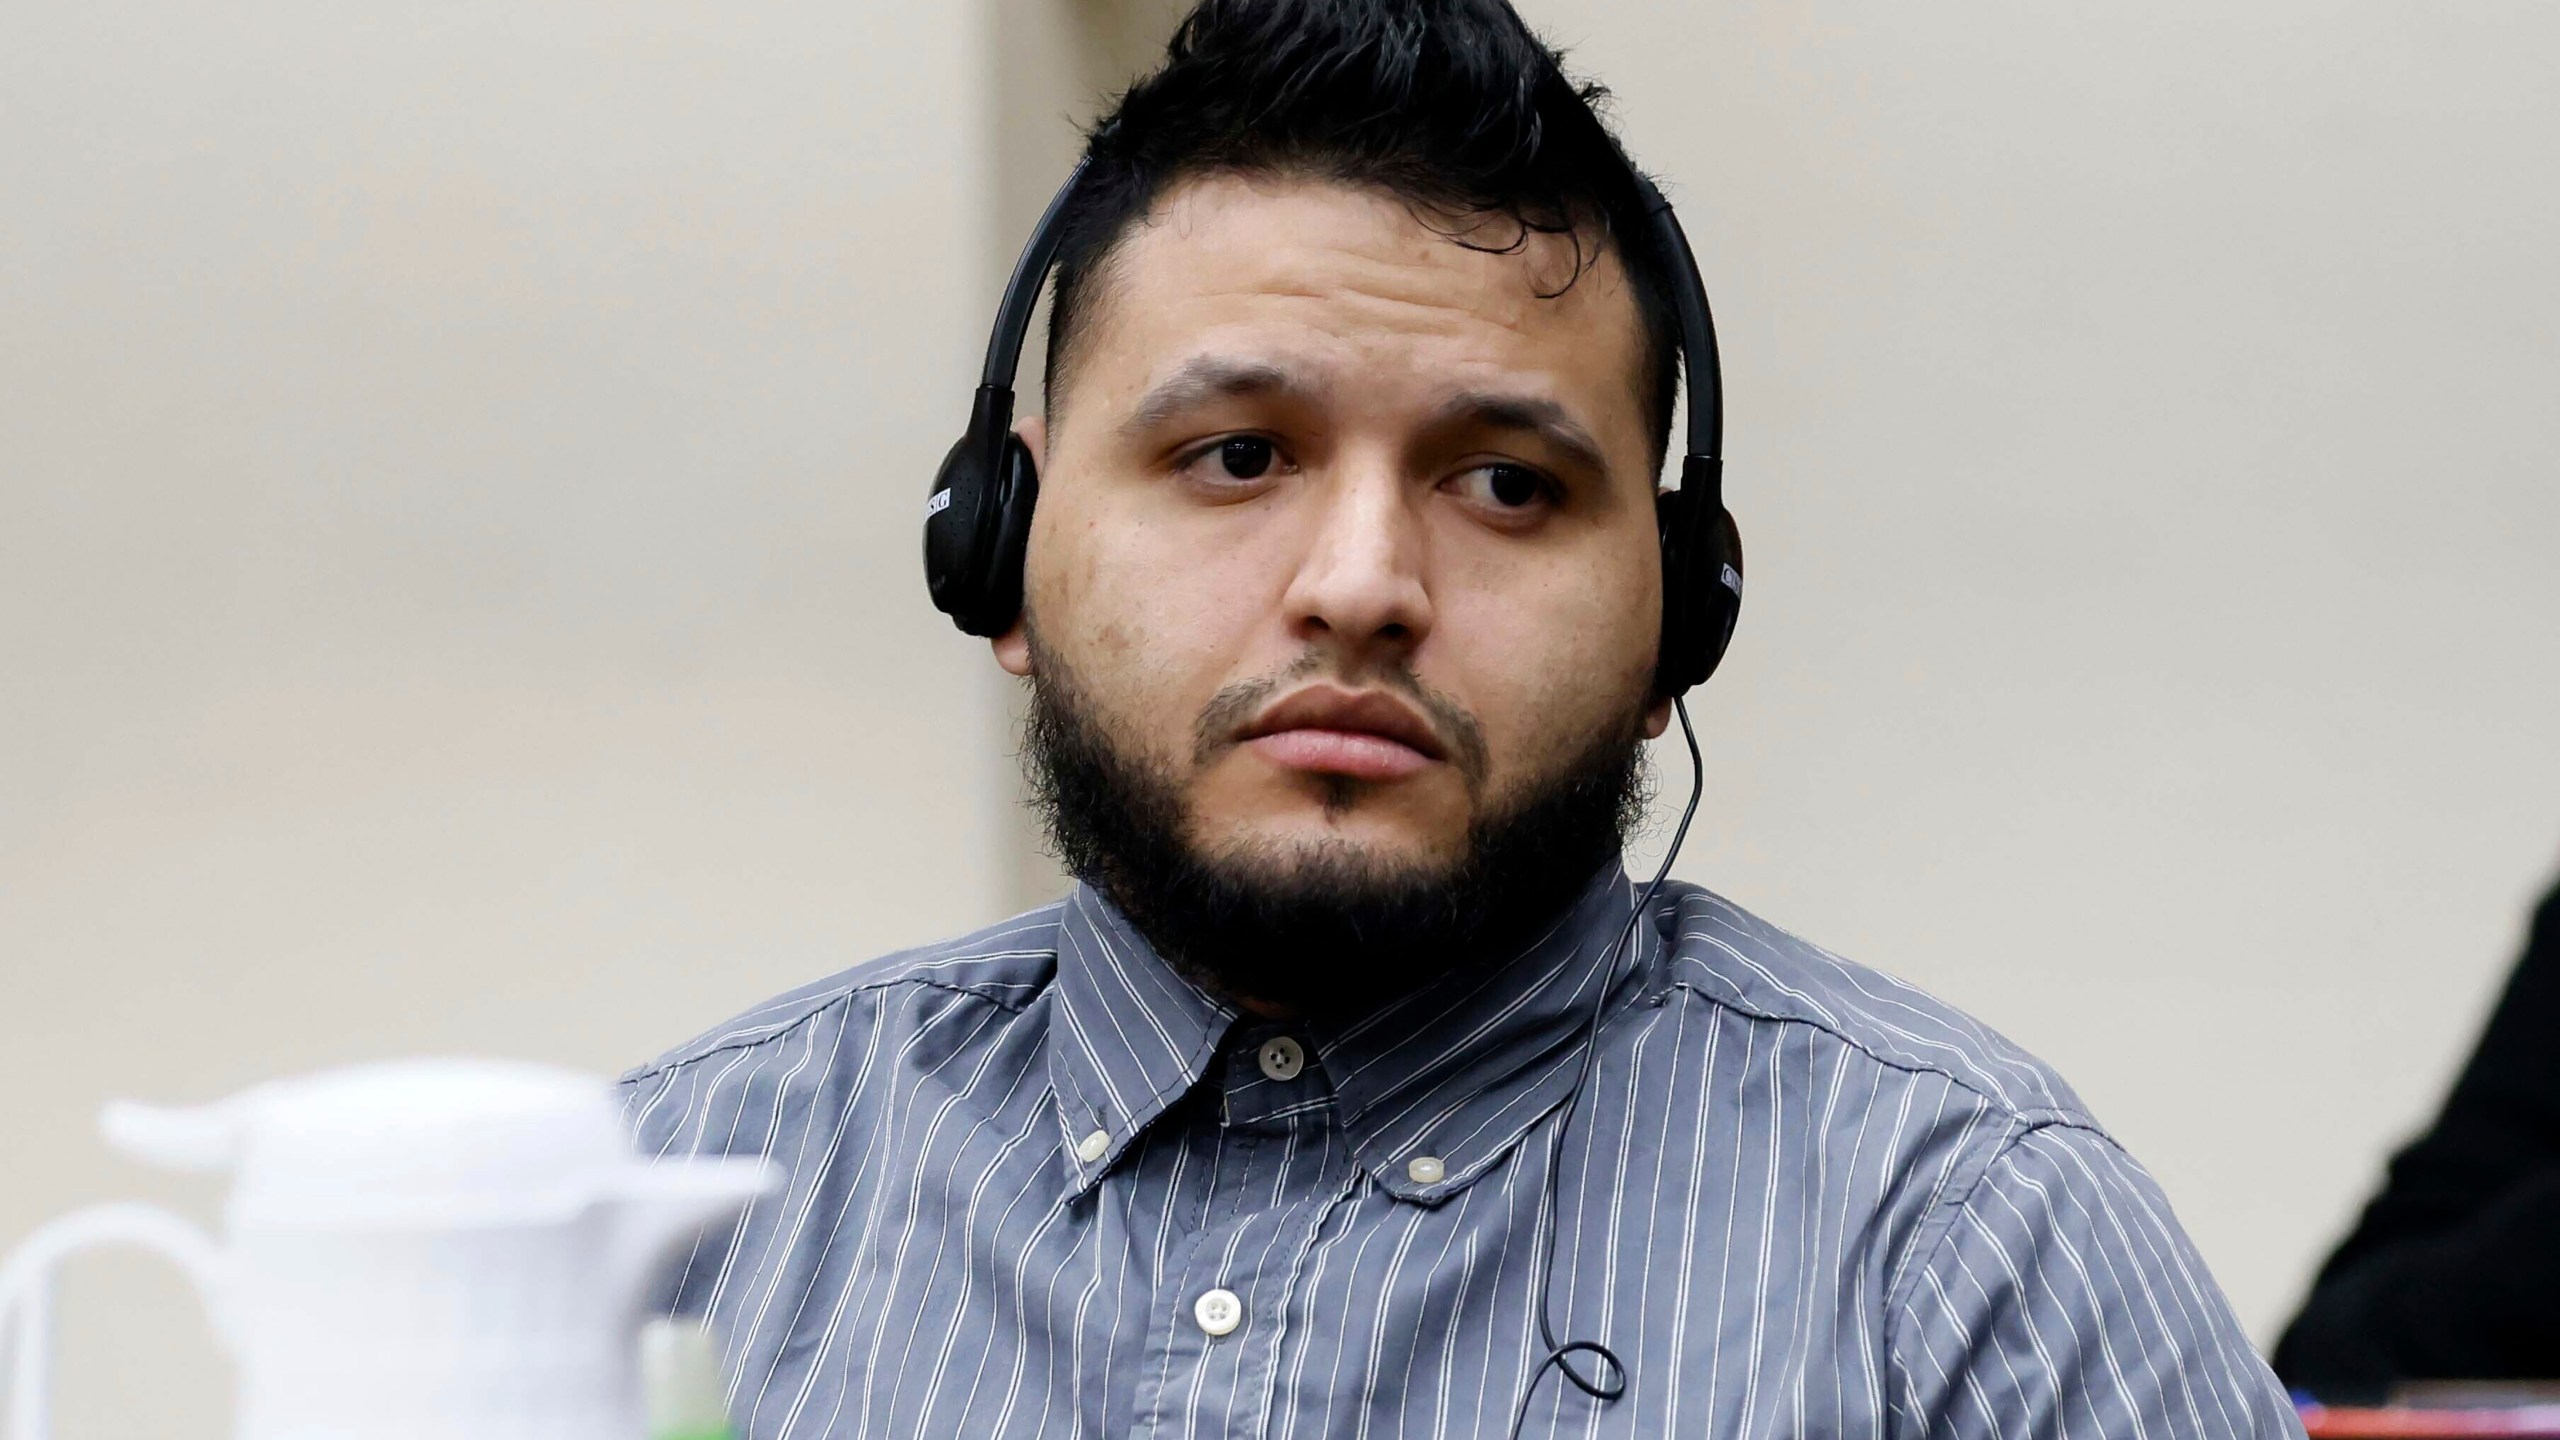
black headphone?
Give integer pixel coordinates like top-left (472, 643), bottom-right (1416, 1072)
top-left (923, 160), bottom-right (1742, 698)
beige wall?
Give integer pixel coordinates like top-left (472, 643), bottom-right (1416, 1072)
top-left (2, 0), bottom-right (1011, 1430)
top-left (4, 1), bottom-right (2556, 1432)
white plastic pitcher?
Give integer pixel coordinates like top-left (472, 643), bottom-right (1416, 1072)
top-left (0, 1059), bottom-right (774, 1440)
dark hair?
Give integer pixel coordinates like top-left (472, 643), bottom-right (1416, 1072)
top-left (1041, 0), bottom-right (1682, 464)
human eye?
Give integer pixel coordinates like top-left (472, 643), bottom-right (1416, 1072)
top-left (1173, 433), bottom-right (1296, 495)
top-left (1442, 460), bottom-right (1562, 524)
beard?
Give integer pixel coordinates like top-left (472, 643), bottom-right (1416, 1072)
top-left (1022, 633), bottom-right (1652, 1017)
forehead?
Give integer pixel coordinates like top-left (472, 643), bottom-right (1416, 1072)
top-left (1059, 173), bottom-right (1652, 452)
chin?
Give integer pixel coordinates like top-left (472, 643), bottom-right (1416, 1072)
top-left (1193, 801), bottom-right (1468, 877)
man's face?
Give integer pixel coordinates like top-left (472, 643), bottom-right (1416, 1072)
top-left (998, 173), bottom-right (1670, 892)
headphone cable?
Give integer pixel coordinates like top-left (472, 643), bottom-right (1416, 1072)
top-left (1506, 694), bottom-right (1705, 1440)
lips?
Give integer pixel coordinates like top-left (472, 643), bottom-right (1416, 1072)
top-left (1238, 685), bottom-right (1445, 781)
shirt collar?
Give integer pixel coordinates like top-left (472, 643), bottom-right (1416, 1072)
top-left (1046, 886), bottom-right (1235, 1193)
top-left (1045, 863), bottom-right (1657, 1203)
top-left (1314, 863), bottom-right (1653, 1201)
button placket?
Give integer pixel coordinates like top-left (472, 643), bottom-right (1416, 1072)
top-left (1122, 1035), bottom-right (1353, 1439)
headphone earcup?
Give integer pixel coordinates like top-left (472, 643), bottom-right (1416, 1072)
top-left (923, 419), bottom-right (1040, 637)
top-left (970, 432), bottom-right (1040, 636)
top-left (1653, 486), bottom-right (1741, 698)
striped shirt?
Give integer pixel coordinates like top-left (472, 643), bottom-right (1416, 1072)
top-left (621, 865), bottom-right (2301, 1438)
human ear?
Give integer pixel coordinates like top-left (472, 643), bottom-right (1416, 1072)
top-left (988, 414), bottom-right (1048, 678)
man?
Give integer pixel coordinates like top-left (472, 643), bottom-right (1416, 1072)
top-left (2277, 870), bottom-right (2560, 1395)
top-left (623, 1), bottom-right (2298, 1434)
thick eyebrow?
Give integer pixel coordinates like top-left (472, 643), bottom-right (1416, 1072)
top-left (1430, 391), bottom-right (1612, 481)
top-left (1118, 357), bottom-right (1310, 437)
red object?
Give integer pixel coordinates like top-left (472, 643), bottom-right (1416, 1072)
top-left (2297, 1402), bottom-right (2560, 1438)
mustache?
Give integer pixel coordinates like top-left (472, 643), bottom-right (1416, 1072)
top-left (1191, 651), bottom-right (1492, 788)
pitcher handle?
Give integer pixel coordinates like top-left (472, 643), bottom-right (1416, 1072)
top-left (0, 1203), bottom-right (226, 1440)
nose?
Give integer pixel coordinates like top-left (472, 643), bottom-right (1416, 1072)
top-left (1278, 454), bottom-right (1433, 671)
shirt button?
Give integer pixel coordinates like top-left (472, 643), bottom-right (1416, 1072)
top-left (1407, 1154), bottom-right (1446, 1185)
top-left (1075, 1129), bottom-right (1110, 1164)
top-left (1256, 1036), bottom-right (1306, 1082)
top-left (1193, 1287), bottom-right (1244, 1337)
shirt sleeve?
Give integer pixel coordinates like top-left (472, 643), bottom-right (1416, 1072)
top-left (1888, 1122), bottom-right (2302, 1439)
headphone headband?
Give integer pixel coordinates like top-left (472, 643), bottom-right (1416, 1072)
top-left (979, 159), bottom-right (1092, 393)
top-left (1633, 176), bottom-right (1723, 468)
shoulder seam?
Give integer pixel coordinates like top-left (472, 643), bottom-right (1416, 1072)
top-left (619, 973), bottom-right (1042, 1087)
top-left (1876, 1114), bottom-right (2121, 1399)
top-left (1658, 974), bottom-right (2100, 1132)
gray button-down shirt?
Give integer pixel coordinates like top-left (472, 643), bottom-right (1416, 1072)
top-left (622, 866), bottom-right (2299, 1438)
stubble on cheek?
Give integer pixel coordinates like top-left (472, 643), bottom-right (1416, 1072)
top-left (1473, 644), bottom-right (1657, 818)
